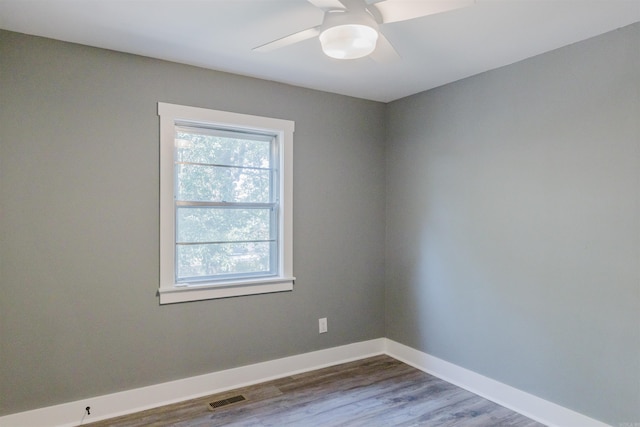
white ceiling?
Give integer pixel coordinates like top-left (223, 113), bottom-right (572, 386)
top-left (1, 0), bottom-right (638, 102)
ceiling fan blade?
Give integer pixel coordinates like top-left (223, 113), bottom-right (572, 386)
top-left (370, 0), bottom-right (474, 24)
top-left (307, 0), bottom-right (347, 11)
top-left (253, 27), bottom-right (321, 53)
top-left (369, 32), bottom-right (400, 62)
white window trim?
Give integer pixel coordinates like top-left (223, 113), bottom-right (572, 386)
top-left (158, 102), bottom-right (295, 304)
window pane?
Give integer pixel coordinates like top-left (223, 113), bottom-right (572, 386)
top-left (177, 208), bottom-right (272, 243)
top-left (176, 242), bottom-right (275, 281)
top-left (175, 129), bottom-right (271, 169)
top-left (176, 164), bottom-right (271, 203)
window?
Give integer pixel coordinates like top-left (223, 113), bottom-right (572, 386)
top-left (158, 103), bottom-right (294, 304)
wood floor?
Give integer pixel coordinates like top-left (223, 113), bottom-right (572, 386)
top-left (82, 355), bottom-right (545, 427)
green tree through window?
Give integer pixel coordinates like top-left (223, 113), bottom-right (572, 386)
top-left (174, 126), bottom-right (278, 282)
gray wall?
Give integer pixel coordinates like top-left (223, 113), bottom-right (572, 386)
top-left (0, 30), bottom-right (386, 415)
top-left (385, 23), bottom-right (640, 426)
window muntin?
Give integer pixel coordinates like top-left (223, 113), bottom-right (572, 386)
top-left (158, 103), bottom-right (294, 304)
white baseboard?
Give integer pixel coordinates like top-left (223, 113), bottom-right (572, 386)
top-left (0, 339), bottom-right (386, 427)
top-left (383, 339), bottom-right (611, 427)
top-left (0, 338), bottom-right (612, 427)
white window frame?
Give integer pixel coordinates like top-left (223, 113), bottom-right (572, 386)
top-left (158, 102), bottom-right (295, 304)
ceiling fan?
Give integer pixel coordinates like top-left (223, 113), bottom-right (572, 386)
top-left (253, 0), bottom-right (474, 61)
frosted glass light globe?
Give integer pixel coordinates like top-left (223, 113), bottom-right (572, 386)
top-left (319, 24), bottom-right (378, 59)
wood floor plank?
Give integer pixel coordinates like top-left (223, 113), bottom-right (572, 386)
top-left (81, 355), bottom-right (545, 427)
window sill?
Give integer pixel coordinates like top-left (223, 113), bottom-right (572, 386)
top-left (158, 277), bottom-right (295, 304)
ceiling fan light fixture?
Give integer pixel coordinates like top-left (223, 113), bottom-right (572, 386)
top-left (319, 24), bottom-right (378, 59)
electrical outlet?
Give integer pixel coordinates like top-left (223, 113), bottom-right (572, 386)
top-left (319, 317), bottom-right (328, 334)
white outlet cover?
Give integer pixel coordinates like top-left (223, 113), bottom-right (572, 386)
top-left (319, 318), bottom-right (328, 334)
